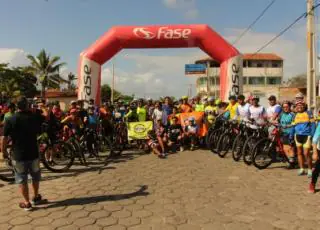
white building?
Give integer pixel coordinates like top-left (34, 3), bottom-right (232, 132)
top-left (194, 53), bottom-right (284, 104)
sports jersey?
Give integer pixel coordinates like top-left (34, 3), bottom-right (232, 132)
top-left (185, 124), bottom-right (199, 134)
top-left (226, 103), bottom-right (238, 119)
top-left (279, 112), bottom-right (294, 135)
top-left (235, 103), bottom-right (250, 121)
top-left (249, 105), bottom-right (266, 125)
top-left (137, 107), bottom-right (147, 122)
top-left (292, 111), bottom-right (315, 136)
top-left (167, 124), bottom-right (183, 141)
top-left (195, 104), bottom-right (205, 112)
top-left (266, 104), bottom-right (282, 121)
top-left (204, 105), bottom-right (217, 115)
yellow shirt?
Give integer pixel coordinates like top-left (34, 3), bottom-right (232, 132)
top-left (226, 103), bottom-right (238, 119)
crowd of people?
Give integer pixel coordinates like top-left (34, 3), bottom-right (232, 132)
top-left (1, 91), bottom-right (320, 210)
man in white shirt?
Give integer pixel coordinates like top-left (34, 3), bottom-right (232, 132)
top-left (266, 95), bottom-right (282, 123)
top-left (249, 95), bottom-right (267, 128)
top-left (234, 95), bottom-right (250, 122)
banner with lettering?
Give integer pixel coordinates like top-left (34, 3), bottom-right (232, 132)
top-left (127, 121), bottom-right (153, 141)
top-left (179, 112), bottom-right (208, 137)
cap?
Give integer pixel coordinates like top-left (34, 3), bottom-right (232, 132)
top-left (295, 92), bottom-right (304, 99)
top-left (268, 95), bottom-right (276, 101)
top-left (70, 100), bottom-right (77, 105)
top-left (181, 96), bottom-right (188, 100)
top-left (229, 95), bottom-right (236, 101)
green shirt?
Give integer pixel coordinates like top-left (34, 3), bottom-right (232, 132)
top-left (137, 107), bottom-right (147, 122)
top-left (195, 104), bottom-right (205, 112)
top-left (3, 111), bottom-right (13, 123)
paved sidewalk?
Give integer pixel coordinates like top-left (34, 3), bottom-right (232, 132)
top-left (0, 150), bottom-right (319, 230)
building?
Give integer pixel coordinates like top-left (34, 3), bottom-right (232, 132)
top-left (194, 53), bottom-right (283, 104)
top-left (36, 89), bottom-right (77, 111)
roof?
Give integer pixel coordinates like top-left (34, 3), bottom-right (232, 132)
top-left (36, 89), bottom-right (77, 98)
top-left (195, 53), bottom-right (283, 63)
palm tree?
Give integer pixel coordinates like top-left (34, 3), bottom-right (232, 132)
top-left (67, 72), bottom-right (77, 90)
top-left (27, 49), bottom-right (66, 98)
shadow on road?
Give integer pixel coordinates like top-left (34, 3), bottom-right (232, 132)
top-left (45, 185), bottom-right (149, 209)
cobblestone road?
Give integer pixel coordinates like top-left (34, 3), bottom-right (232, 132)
top-left (0, 150), bottom-right (319, 230)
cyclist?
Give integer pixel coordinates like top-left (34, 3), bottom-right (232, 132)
top-left (137, 99), bottom-right (147, 122)
top-left (279, 101), bottom-right (295, 168)
top-left (3, 102), bottom-right (16, 124)
top-left (248, 95), bottom-right (267, 128)
top-left (225, 95), bottom-right (238, 120)
top-left (152, 101), bottom-right (164, 129)
top-left (146, 98), bottom-right (154, 121)
top-left (266, 95), bottom-right (282, 123)
top-left (84, 106), bottom-right (100, 155)
top-left (204, 97), bottom-right (217, 125)
top-left (290, 101), bottom-right (315, 177)
top-left (184, 117), bottom-right (199, 151)
top-left (194, 96), bottom-right (205, 112)
top-left (234, 95), bottom-right (250, 122)
top-left (168, 107), bottom-right (180, 125)
top-left (125, 103), bottom-right (139, 122)
top-left (166, 116), bottom-right (184, 152)
top-left (309, 114), bottom-right (320, 193)
top-left (147, 130), bottom-right (165, 159)
top-left (180, 96), bottom-right (192, 113)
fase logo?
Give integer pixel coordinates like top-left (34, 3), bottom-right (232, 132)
top-left (133, 27), bottom-right (191, 40)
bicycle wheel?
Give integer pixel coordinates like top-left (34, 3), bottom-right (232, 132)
top-left (210, 129), bottom-right (222, 154)
top-left (252, 138), bottom-right (274, 170)
top-left (0, 146), bottom-right (15, 183)
top-left (232, 134), bottom-right (245, 162)
top-left (242, 137), bottom-right (255, 165)
top-left (41, 141), bottom-right (75, 173)
top-left (217, 134), bottom-right (231, 158)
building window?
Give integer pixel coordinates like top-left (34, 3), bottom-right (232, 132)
top-left (209, 77), bottom-right (220, 86)
top-left (247, 61), bottom-right (253, 67)
top-left (271, 61), bottom-right (281, 68)
top-left (248, 77), bottom-right (265, 85)
top-left (243, 61), bottom-right (247, 68)
top-left (267, 77), bottom-right (281, 85)
top-left (209, 61), bottom-right (220, 68)
top-left (257, 62), bottom-right (263, 68)
top-left (243, 77), bottom-right (247, 85)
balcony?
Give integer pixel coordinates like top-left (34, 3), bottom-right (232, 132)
top-left (243, 67), bottom-right (283, 77)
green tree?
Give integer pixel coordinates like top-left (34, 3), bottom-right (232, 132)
top-left (101, 84), bottom-right (121, 102)
top-left (0, 64), bottom-right (38, 98)
top-left (27, 49), bottom-right (66, 98)
top-left (67, 72), bottom-right (77, 90)
top-left (285, 73), bottom-right (307, 87)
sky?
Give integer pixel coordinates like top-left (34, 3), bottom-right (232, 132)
top-left (0, 0), bottom-right (317, 98)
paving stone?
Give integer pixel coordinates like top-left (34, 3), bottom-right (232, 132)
top-left (73, 217), bottom-right (96, 227)
top-left (118, 217), bottom-right (141, 227)
top-left (10, 216), bottom-right (32, 225)
top-left (51, 217), bottom-right (73, 228)
top-left (90, 210), bottom-right (112, 219)
top-left (96, 217), bottom-right (118, 227)
top-left (103, 225), bottom-right (127, 230)
top-left (132, 209), bottom-right (153, 218)
top-left (111, 210), bottom-right (132, 218)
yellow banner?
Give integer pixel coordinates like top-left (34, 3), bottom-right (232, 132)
top-left (127, 121), bottom-right (153, 141)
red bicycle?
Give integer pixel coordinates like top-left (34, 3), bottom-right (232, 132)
top-left (252, 124), bottom-right (295, 170)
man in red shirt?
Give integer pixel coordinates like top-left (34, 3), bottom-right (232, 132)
top-left (180, 96), bottom-right (192, 113)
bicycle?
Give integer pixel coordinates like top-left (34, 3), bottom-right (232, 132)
top-left (0, 140), bottom-right (15, 182)
top-left (242, 122), bottom-right (268, 165)
top-left (232, 121), bottom-right (253, 162)
top-left (216, 120), bottom-right (239, 158)
top-left (252, 124), bottom-right (297, 170)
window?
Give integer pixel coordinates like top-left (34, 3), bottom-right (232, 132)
top-left (209, 77), bottom-right (220, 86)
top-left (243, 77), bottom-right (247, 85)
top-left (197, 77), bottom-right (207, 86)
top-left (248, 77), bottom-right (265, 85)
top-left (257, 62), bottom-right (263, 68)
top-left (271, 61), bottom-right (281, 68)
top-left (243, 61), bottom-right (248, 68)
top-left (209, 61), bottom-right (220, 68)
top-left (267, 77), bottom-right (281, 85)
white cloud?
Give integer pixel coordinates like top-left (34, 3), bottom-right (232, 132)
top-left (224, 24), bottom-right (307, 79)
top-left (0, 48), bottom-right (30, 67)
top-left (163, 0), bottom-right (199, 20)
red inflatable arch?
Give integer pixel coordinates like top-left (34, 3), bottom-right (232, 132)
top-left (78, 24), bottom-right (242, 104)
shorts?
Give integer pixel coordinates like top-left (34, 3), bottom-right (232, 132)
top-left (280, 135), bottom-right (290, 145)
top-left (12, 159), bottom-right (41, 184)
top-left (295, 135), bottom-right (311, 149)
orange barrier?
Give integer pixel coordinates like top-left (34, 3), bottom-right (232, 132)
top-left (179, 112), bottom-right (208, 137)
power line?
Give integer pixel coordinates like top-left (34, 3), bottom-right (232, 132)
top-left (252, 2), bottom-right (320, 56)
top-left (232, 0), bottom-right (277, 45)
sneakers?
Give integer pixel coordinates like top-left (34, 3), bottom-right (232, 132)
top-left (298, 168), bottom-right (306, 176)
top-left (190, 145), bottom-right (195, 151)
top-left (31, 194), bottom-right (42, 205)
top-left (180, 146), bottom-right (184, 152)
top-left (307, 169), bottom-right (313, 178)
top-left (308, 183), bottom-right (316, 194)
top-left (19, 202), bottom-right (32, 211)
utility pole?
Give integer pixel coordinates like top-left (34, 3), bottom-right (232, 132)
top-left (307, 0), bottom-right (317, 112)
top-left (111, 61), bottom-right (115, 104)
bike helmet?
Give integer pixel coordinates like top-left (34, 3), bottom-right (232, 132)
top-left (229, 95), bottom-right (237, 101)
top-left (295, 92), bottom-right (304, 99)
top-left (181, 96), bottom-right (188, 100)
top-left (208, 96), bottom-right (215, 102)
top-left (215, 98), bottom-right (221, 105)
top-left (188, 117), bottom-right (195, 121)
top-left (237, 95), bottom-right (245, 101)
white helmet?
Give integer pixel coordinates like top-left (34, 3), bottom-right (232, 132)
top-left (208, 96), bottom-right (215, 102)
